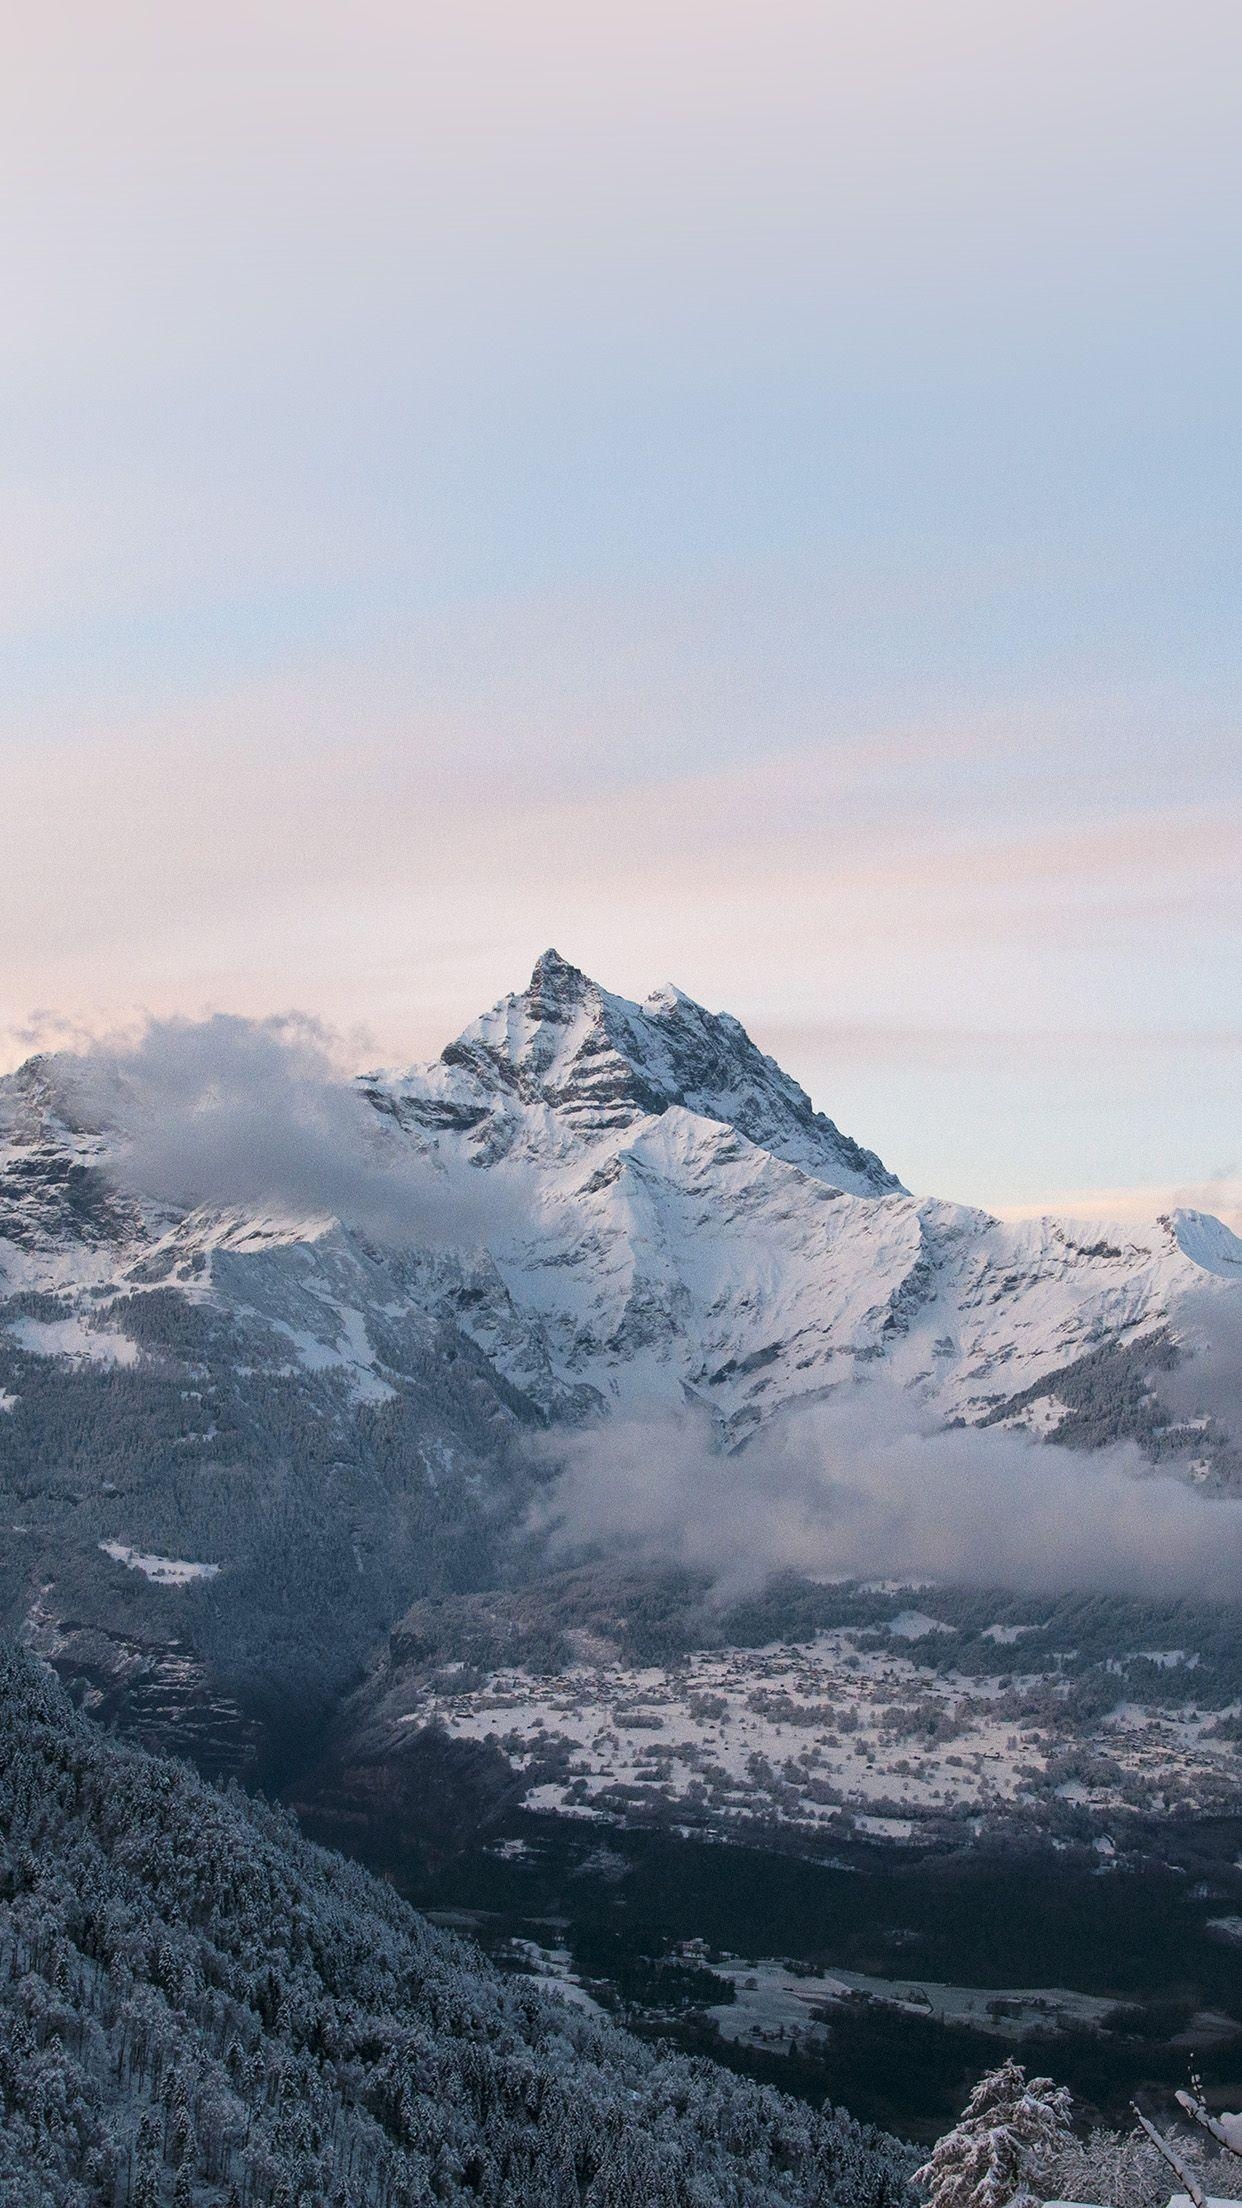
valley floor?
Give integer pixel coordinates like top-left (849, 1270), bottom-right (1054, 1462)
top-left (382, 1623), bottom-right (1242, 1846)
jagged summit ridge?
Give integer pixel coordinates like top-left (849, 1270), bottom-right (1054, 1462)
top-left (395, 949), bottom-right (904, 1197)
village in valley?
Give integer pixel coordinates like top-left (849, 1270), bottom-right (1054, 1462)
top-left (392, 1618), bottom-right (1242, 1847)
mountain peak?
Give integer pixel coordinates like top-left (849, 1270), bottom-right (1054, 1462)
top-left (415, 955), bottom-right (905, 1196)
top-left (527, 947), bottom-right (590, 999)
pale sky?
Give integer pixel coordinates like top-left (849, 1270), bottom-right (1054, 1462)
top-left (2, 1), bottom-right (1239, 1220)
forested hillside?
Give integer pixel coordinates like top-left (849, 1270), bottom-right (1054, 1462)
top-left (0, 1647), bottom-right (916, 2208)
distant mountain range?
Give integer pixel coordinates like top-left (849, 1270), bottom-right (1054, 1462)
top-left (1, 950), bottom-right (1238, 1770)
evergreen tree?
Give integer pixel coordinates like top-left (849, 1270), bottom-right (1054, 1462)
top-left (915, 2062), bottom-right (1074, 2208)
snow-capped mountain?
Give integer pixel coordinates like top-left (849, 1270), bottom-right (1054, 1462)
top-left (363, 951), bottom-right (1241, 1445)
top-left (1, 951), bottom-right (1239, 1762)
top-left (372, 948), bottom-right (902, 1195)
top-left (2, 947), bottom-right (1239, 1447)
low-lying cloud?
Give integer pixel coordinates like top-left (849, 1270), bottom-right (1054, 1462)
top-left (530, 1382), bottom-right (1242, 1599)
top-left (63, 1012), bottom-right (511, 1250)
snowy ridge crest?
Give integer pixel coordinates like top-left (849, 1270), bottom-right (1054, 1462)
top-left (0, 951), bottom-right (1239, 1454)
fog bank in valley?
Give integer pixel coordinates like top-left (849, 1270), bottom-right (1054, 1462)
top-left (531, 1378), bottom-right (1242, 1599)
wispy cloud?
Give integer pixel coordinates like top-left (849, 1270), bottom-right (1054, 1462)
top-left (58, 1013), bottom-right (516, 1249)
top-left (529, 1379), bottom-right (1242, 1601)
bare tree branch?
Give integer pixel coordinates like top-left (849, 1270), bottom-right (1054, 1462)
top-left (1131, 2109), bottom-right (1207, 2208)
top-left (1175, 2090), bottom-right (1242, 2163)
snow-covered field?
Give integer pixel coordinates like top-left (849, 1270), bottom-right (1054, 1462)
top-left (393, 1627), bottom-right (1242, 1838)
top-left (705, 1956), bottom-right (1119, 2053)
top-left (12, 1315), bottom-right (140, 1366)
top-left (98, 1542), bottom-right (220, 1585)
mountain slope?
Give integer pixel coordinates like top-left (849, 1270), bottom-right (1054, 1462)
top-left (0, 1643), bottom-right (915, 2208)
top-left (370, 955), bottom-right (1240, 1442)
